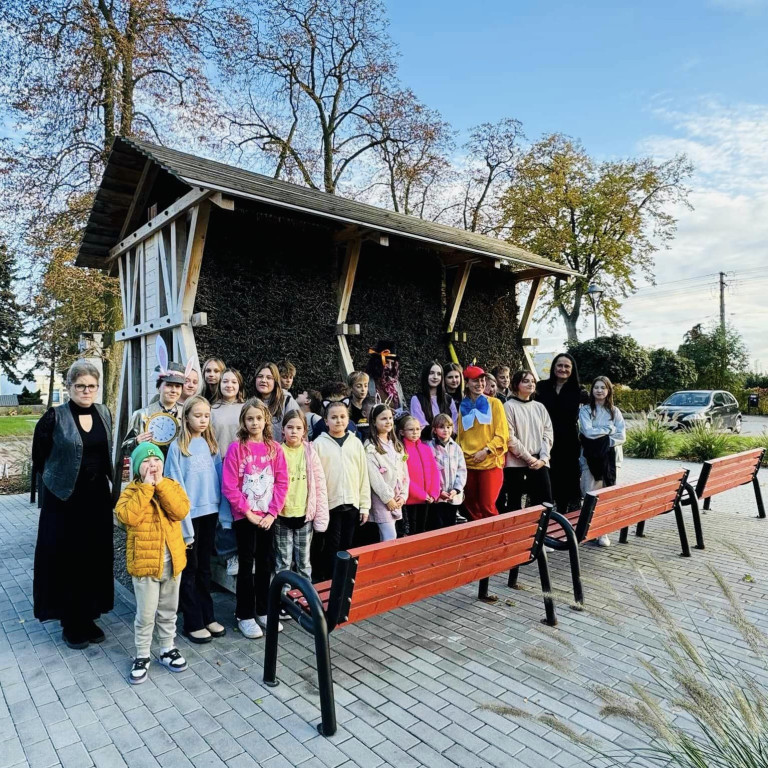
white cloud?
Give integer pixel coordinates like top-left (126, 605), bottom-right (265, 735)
top-left (532, 100), bottom-right (768, 372)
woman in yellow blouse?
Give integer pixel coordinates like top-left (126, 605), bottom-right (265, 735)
top-left (457, 365), bottom-right (509, 519)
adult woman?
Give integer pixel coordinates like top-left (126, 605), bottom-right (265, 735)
top-left (365, 340), bottom-right (405, 410)
top-left (502, 370), bottom-right (554, 512)
top-left (409, 361), bottom-right (458, 440)
top-left (202, 357), bottom-right (226, 402)
top-left (535, 353), bottom-right (585, 515)
top-left (457, 365), bottom-right (509, 520)
top-left (32, 360), bottom-right (114, 649)
top-left (579, 376), bottom-right (626, 546)
top-left (254, 362), bottom-right (299, 443)
top-left (443, 363), bottom-right (463, 408)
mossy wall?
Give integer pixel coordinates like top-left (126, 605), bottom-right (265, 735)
top-left (194, 201), bottom-right (523, 397)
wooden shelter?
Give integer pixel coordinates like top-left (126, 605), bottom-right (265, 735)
top-left (76, 137), bottom-right (579, 458)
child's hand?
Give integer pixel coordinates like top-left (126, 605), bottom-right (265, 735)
top-left (426, 495), bottom-right (435, 504)
top-left (439, 491), bottom-right (450, 501)
top-left (385, 499), bottom-right (399, 512)
top-left (359, 511), bottom-right (369, 524)
top-left (529, 459), bottom-right (545, 471)
top-left (448, 490), bottom-right (457, 500)
top-left (244, 510), bottom-right (261, 525)
top-left (257, 515), bottom-right (275, 530)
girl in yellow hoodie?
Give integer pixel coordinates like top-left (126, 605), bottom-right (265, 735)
top-left (116, 443), bottom-right (190, 685)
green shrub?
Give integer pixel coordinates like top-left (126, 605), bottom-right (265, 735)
top-left (678, 422), bottom-right (737, 462)
top-left (747, 432), bottom-right (768, 465)
top-left (625, 415), bottom-right (674, 459)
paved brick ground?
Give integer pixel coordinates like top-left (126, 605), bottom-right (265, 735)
top-left (1, 458), bottom-right (767, 767)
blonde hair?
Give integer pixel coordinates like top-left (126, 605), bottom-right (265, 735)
top-left (237, 398), bottom-right (276, 458)
top-left (431, 413), bottom-right (454, 433)
top-left (397, 415), bottom-right (421, 438)
top-left (347, 371), bottom-right (369, 388)
top-left (178, 396), bottom-right (218, 456)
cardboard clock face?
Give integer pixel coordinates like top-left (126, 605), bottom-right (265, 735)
top-left (145, 412), bottom-right (179, 446)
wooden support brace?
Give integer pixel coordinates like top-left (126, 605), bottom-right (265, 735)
top-left (210, 192), bottom-right (235, 210)
top-left (519, 276), bottom-right (544, 379)
top-left (336, 238), bottom-right (362, 376)
top-left (445, 262), bottom-right (472, 363)
top-left (107, 187), bottom-right (211, 263)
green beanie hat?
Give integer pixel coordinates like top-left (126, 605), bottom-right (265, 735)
top-left (131, 442), bottom-right (164, 478)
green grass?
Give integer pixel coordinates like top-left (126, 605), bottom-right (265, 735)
top-left (0, 415), bottom-right (40, 436)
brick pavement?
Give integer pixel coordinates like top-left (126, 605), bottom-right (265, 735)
top-left (1, 458), bottom-right (767, 767)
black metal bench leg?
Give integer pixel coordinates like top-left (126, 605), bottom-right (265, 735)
top-left (684, 485), bottom-right (705, 549)
top-left (703, 497), bottom-right (711, 511)
top-left (536, 552), bottom-right (557, 626)
top-left (754, 477), bottom-right (766, 519)
top-left (507, 567), bottom-right (520, 589)
top-left (674, 501), bottom-right (691, 557)
top-left (619, 527), bottom-right (629, 544)
top-left (635, 521), bottom-right (646, 538)
top-left (313, 616), bottom-right (337, 737)
top-left (557, 525), bottom-right (583, 609)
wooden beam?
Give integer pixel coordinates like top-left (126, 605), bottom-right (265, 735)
top-left (107, 187), bottom-right (211, 262)
top-left (513, 268), bottom-right (553, 281)
top-left (336, 237), bottom-right (362, 377)
top-left (445, 261), bottom-right (472, 334)
top-left (115, 311), bottom-right (191, 342)
top-left (441, 252), bottom-right (482, 268)
top-left (210, 192), bottom-right (235, 210)
top-left (519, 276), bottom-right (544, 339)
top-left (118, 160), bottom-right (160, 240)
top-left (179, 202), bottom-right (212, 316)
top-left (334, 226), bottom-right (388, 247)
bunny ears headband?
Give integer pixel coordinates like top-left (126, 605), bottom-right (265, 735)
top-left (154, 336), bottom-right (198, 384)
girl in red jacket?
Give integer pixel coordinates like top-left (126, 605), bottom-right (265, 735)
top-left (398, 416), bottom-right (441, 535)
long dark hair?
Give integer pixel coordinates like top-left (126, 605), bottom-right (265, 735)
top-left (367, 404), bottom-right (404, 455)
top-left (415, 361), bottom-right (452, 425)
top-left (254, 361), bottom-right (286, 418)
top-left (546, 353), bottom-right (581, 389)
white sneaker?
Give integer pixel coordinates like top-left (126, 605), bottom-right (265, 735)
top-left (257, 615), bottom-right (283, 633)
top-left (543, 545), bottom-right (555, 553)
top-left (596, 535), bottom-right (611, 547)
top-left (226, 556), bottom-right (239, 576)
top-left (237, 618), bottom-right (263, 639)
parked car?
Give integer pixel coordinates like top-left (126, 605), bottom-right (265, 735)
top-left (653, 390), bottom-right (742, 432)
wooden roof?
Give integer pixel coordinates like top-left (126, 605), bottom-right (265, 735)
top-left (77, 136), bottom-right (580, 279)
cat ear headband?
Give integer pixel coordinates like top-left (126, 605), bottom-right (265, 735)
top-left (322, 397), bottom-right (351, 409)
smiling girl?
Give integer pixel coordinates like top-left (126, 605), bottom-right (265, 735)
top-left (221, 399), bottom-right (289, 639)
top-left (410, 361), bottom-right (458, 440)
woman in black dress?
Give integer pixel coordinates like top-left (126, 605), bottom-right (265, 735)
top-left (535, 353), bottom-right (586, 515)
top-left (32, 360), bottom-right (114, 649)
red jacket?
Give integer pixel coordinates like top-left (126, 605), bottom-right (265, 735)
top-left (403, 438), bottom-right (441, 504)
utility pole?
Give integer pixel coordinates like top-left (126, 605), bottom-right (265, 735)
top-left (719, 271), bottom-right (726, 335)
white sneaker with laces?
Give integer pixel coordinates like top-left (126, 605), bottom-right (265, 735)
top-left (596, 535), bottom-right (611, 547)
top-left (257, 615), bottom-right (283, 633)
top-left (129, 657), bottom-right (151, 685)
top-left (157, 648), bottom-right (187, 673)
top-left (226, 556), bottom-right (239, 576)
top-left (237, 618), bottom-right (263, 639)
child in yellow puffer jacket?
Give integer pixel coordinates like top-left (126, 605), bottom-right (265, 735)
top-left (116, 443), bottom-right (190, 685)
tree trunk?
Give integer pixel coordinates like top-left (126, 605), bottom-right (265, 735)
top-left (46, 355), bottom-right (56, 410)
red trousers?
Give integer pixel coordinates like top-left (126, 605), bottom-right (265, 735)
top-left (464, 467), bottom-right (504, 520)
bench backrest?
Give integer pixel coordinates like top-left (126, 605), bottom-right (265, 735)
top-left (340, 506), bottom-right (551, 625)
top-left (696, 448), bottom-right (764, 499)
top-left (578, 469), bottom-right (689, 543)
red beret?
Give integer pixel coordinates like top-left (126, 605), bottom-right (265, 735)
top-left (463, 365), bottom-right (486, 380)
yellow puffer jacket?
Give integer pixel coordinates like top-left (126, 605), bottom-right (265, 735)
top-left (115, 478), bottom-right (190, 578)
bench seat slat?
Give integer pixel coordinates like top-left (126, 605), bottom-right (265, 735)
top-left (704, 455), bottom-right (760, 480)
top-left (349, 535), bottom-right (537, 604)
top-left (354, 527), bottom-right (538, 587)
top-left (700, 477), bottom-right (755, 500)
top-left (700, 464), bottom-right (759, 494)
top-left (587, 497), bottom-right (675, 531)
top-left (351, 507), bottom-right (544, 569)
top-left (586, 471), bottom-right (685, 505)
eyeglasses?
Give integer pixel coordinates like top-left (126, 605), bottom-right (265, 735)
top-left (73, 384), bottom-right (98, 393)
top-left (256, 375), bottom-right (274, 381)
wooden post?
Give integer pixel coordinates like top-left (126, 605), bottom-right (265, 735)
top-left (518, 276), bottom-right (544, 379)
top-left (336, 237), bottom-right (361, 377)
top-left (444, 261), bottom-right (473, 364)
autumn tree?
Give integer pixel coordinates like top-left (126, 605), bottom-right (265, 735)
top-left (225, 0), bottom-right (405, 194)
top-left (498, 134), bottom-right (692, 343)
top-left (678, 323), bottom-right (749, 390)
top-left (0, 0), bottom-right (236, 405)
top-left (0, 240), bottom-right (24, 382)
top-left (633, 348), bottom-right (697, 392)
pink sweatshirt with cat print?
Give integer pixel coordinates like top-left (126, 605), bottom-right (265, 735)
top-left (222, 440), bottom-right (289, 522)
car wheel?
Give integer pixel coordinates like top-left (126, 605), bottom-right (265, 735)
top-left (733, 416), bottom-right (742, 434)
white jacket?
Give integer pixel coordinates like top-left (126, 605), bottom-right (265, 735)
top-left (313, 432), bottom-right (371, 514)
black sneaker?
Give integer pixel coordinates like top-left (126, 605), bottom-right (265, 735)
top-left (129, 657), bottom-right (151, 685)
top-left (158, 648), bottom-right (187, 673)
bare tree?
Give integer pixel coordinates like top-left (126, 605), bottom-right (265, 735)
top-left (457, 118), bottom-right (524, 233)
top-left (369, 89), bottom-right (456, 219)
top-left (224, 0), bottom-right (401, 194)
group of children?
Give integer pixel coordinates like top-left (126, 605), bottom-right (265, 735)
top-left (115, 352), bottom-right (625, 685)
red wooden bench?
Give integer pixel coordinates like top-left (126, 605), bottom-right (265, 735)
top-left (542, 469), bottom-right (691, 607)
top-left (681, 447), bottom-right (765, 549)
top-left (262, 505), bottom-right (554, 736)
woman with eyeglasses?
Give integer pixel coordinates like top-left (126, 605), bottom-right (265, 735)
top-left (31, 360), bottom-right (115, 650)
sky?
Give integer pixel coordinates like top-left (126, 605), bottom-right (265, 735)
top-left (386, 0), bottom-right (768, 369)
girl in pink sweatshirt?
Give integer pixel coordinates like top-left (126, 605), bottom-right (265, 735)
top-left (222, 399), bottom-right (289, 640)
top-left (399, 415), bottom-right (441, 535)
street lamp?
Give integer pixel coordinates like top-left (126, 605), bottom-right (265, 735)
top-left (586, 283), bottom-right (604, 339)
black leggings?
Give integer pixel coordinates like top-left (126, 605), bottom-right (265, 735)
top-left (502, 465), bottom-right (553, 512)
top-left (179, 514), bottom-right (218, 632)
